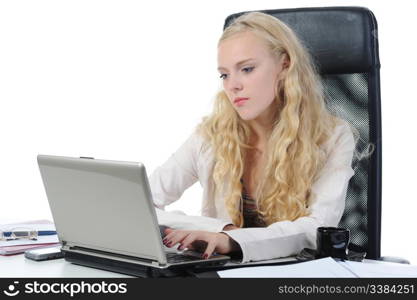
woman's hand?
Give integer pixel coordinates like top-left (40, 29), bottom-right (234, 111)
top-left (163, 228), bottom-right (240, 259)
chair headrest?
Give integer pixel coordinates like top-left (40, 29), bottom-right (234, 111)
top-left (224, 7), bottom-right (380, 74)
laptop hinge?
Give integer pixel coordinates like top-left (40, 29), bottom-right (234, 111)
top-left (61, 242), bottom-right (72, 251)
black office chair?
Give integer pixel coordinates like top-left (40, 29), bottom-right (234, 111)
top-left (224, 7), bottom-right (384, 260)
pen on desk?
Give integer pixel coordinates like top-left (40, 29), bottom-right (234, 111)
top-left (37, 231), bottom-right (57, 236)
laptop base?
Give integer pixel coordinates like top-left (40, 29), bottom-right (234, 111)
top-left (63, 251), bottom-right (227, 278)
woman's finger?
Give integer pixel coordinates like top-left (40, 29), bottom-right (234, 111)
top-left (164, 227), bottom-right (174, 235)
top-left (163, 229), bottom-right (184, 242)
top-left (164, 230), bottom-right (190, 247)
top-left (202, 238), bottom-right (217, 259)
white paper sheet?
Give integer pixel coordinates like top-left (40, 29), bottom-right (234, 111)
top-left (0, 222), bottom-right (56, 232)
top-left (218, 257), bottom-right (356, 278)
top-left (339, 260), bottom-right (417, 278)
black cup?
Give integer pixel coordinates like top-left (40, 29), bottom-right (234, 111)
top-left (316, 227), bottom-right (350, 259)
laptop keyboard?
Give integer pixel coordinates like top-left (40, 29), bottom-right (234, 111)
top-left (165, 252), bottom-right (202, 263)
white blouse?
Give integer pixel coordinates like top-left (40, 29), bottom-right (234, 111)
top-left (149, 120), bottom-right (355, 263)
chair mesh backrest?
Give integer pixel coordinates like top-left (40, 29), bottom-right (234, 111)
top-left (225, 7), bottom-right (382, 258)
top-left (323, 73), bottom-right (370, 251)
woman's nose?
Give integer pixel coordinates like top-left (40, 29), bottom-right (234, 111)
top-left (226, 75), bottom-right (243, 92)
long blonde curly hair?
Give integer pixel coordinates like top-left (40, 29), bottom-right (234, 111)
top-left (197, 12), bottom-right (340, 227)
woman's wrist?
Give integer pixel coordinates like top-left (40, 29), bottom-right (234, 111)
top-left (220, 232), bottom-right (241, 253)
top-left (223, 224), bottom-right (239, 231)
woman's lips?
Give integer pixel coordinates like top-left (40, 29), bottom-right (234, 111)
top-left (234, 97), bottom-right (249, 106)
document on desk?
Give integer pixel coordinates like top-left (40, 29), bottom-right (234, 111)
top-left (338, 260), bottom-right (417, 278)
top-left (218, 257), bottom-right (355, 278)
top-left (218, 257), bottom-right (417, 278)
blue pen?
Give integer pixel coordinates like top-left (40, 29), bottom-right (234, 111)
top-left (37, 231), bottom-right (57, 236)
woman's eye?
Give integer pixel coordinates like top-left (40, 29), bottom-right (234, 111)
top-left (242, 66), bottom-right (254, 73)
top-left (219, 67), bottom-right (253, 80)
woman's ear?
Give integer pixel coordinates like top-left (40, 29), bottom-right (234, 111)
top-left (276, 54), bottom-right (290, 82)
top-left (282, 53), bottom-right (290, 68)
top-left (280, 53), bottom-right (290, 73)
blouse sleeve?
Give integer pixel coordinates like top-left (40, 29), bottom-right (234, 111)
top-left (148, 131), bottom-right (231, 232)
top-left (222, 122), bottom-right (356, 263)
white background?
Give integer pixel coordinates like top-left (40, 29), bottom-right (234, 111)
top-left (1, 0), bottom-right (416, 263)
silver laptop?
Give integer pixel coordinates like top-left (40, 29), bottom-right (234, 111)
top-left (37, 155), bottom-right (230, 276)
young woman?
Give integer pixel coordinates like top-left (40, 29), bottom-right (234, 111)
top-left (149, 11), bottom-right (356, 263)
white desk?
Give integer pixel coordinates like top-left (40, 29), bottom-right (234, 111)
top-left (2, 254), bottom-right (417, 278)
top-left (0, 254), bottom-right (131, 278)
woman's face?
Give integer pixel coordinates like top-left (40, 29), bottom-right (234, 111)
top-left (217, 31), bottom-right (287, 122)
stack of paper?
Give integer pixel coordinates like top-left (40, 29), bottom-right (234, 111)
top-left (0, 220), bottom-right (59, 255)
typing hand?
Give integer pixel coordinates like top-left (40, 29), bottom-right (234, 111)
top-left (162, 228), bottom-right (240, 259)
